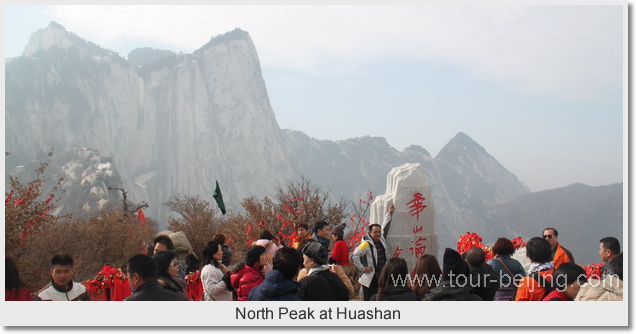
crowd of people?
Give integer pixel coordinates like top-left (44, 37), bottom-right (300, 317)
top-left (5, 206), bottom-right (624, 302)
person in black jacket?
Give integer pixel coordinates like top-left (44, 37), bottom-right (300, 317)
top-left (153, 250), bottom-right (188, 299)
top-left (423, 248), bottom-right (482, 301)
top-left (465, 246), bottom-right (499, 301)
top-left (248, 247), bottom-right (303, 301)
top-left (124, 254), bottom-right (188, 301)
top-left (298, 241), bottom-right (349, 301)
top-left (371, 257), bottom-right (417, 301)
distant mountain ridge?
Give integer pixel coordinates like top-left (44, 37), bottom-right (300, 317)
top-left (5, 23), bottom-right (622, 264)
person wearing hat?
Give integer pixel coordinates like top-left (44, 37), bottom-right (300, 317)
top-left (330, 223), bottom-right (349, 266)
top-left (422, 248), bottom-right (482, 301)
top-left (297, 242), bottom-right (349, 301)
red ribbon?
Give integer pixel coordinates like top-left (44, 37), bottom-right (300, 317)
top-left (5, 191), bottom-right (13, 205)
top-left (13, 187), bottom-right (32, 205)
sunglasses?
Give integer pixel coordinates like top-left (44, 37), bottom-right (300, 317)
top-left (543, 234), bottom-right (554, 239)
top-left (170, 262), bottom-right (180, 267)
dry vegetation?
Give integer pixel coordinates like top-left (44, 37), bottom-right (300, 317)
top-left (168, 177), bottom-right (348, 266)
top-left (7, 156), bottom-right (352, 292)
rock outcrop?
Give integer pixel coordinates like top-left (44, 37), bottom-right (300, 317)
top-left (370, 163), bottom-right (438, 270)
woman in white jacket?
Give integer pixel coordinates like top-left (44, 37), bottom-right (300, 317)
top-left (201, 241), bottom-right (233, 301)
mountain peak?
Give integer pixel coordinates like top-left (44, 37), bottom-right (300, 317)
top-left (436, 132), bottom-right (485, 160)
top-left (23, 21), bottom-right (75, 57)
top-left (197, 28), bottom-right (251, 52)
top-left (449, 131), bottom-right (479, 146)
top-left (435, 131), bottom-right (530, 207)
top-left (46, 21), bottom-right (67, 31)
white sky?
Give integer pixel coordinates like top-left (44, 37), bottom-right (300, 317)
top-left (3, 4), bottom-right (626, 192)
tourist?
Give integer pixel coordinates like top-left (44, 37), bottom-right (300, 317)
top-left (230, 245), bottom-right (268, 301)
top-left (542, 227), bottom-right (574, 269)
top-left (515, 237), bottom-right (555, 301)
top-left (409, 254), bottom-right (442, 300)
top-left (201, 241), bottom-right (232, 301)
top-left (298, 241), bottom-right (349, 301)
top-left (465, 246), bottom-right (499, 301)
top-left (329, 223), bottom-right (349, 266)
top-left (153, 234), bottom-right (186, 289)
top-left (248, 247), bottom-right (304, 301)
top-left (576, 253), bottom-right (623, 301)
top-left (212, 233), bottom-right (233, 266)
top-left (422, 248), bottom-right (482, 301)
top-left (153, 250), bottom-right (187, 299)
top-left (352, 220), bottom-right (389, 301)
top-left (34, 253), bottom-right (91, 301)
top-left (292, 223), bottom-right (312, 250)
top-left (543, 262), bottom-right (587, 301)
top-left (487, 237), bottom-right (526, 301)
top-left (5, 256), bottom-right (32, 301)
top-left (371, 257), bottom-right (417, 301)
top-left (252, 230), bottom-right (283, 273)
top-left (124, 254), bottom-right (188, 301)
top-left (307, 220), bottom-right (332, 252)
top-left (184, 253), bottom-right (200, 275)
top-left (153, 234), bottom-right (174, 254)
top-left (598, 237), bottom-right (621, 278)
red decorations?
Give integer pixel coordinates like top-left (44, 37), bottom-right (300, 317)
top-left (138, 209), bottom-right (146, 222)
top-left (13, 187), bottom-right (32, 205)
top-left (282, 193), bottom-right (305, 216)
top-left (83, 265), bottom-right (131, 301)
top-left (581, 264), bottom-right (605, 280)
top-left (185, 271), bottom-right (204, 301)
top-left (359, 191), bottom-right (374, 206)
top-left (5, 191), bottom-right (13, 205)
top-left (346, 192), bottom-right (374, 253)
top-left (511, 237), bottom-right (526, 250)
top-left (347, 225), bottom-right (367, 253)
top-left (406, 192), bottom-right (427, 221)
top-left (457, 232), bottom-right (493, 261)
top-left (278, 230), bottom-right (296, 241)
top-left (20, 207), bottom-right (51, 241)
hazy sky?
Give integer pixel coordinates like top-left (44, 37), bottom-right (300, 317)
top-left (4, 4), bottom-right (625, 192)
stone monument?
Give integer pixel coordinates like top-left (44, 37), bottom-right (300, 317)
top-left (370, 163), bottom-right (439, 271)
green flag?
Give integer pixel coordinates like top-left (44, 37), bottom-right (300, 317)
top-left (213, 180), bottom-right (226, 215)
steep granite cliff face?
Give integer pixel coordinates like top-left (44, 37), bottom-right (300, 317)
top-left (6, 23), bottom-right (292, 220)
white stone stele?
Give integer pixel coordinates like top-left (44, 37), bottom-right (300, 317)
top-left (370, 163), bottom-right (439, 271)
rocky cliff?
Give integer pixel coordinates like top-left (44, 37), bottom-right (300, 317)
top-left (6, 23), bottom-right (293, 220)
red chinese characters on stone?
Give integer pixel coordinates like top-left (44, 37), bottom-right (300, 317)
top-left (406, 192), bottom-right (427, 221)
top-left (408, 236), bottom-right (427, 258)
top-left (413, 225), bottom-right (423, 234)
top-left (392, 246), bottom-right (404, 258)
